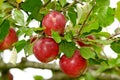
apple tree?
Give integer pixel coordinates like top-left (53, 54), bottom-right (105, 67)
top-left (0, 0), bottom-right (120, 80)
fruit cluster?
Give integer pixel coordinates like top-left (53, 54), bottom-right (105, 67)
top-left (0, 11), bottom-right (87, 78)
top-left (33, 11), bottom-right (87, 77)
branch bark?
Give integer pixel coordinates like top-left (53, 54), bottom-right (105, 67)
top-left (1, 57), bottom-right (120, 80)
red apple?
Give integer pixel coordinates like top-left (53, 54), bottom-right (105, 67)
top-left (42, 11), bottom-right (66, 36)
top-left (30, 36), bottom-right (37, 43)
top-left (0, 28), bottom-right (18, 50)
top-left (8, 72), bottom-right (13, 80)
top-left (33, 37), bottom-right (59, 63)
top-left (77, 35), bottom-right (95, 47)
top-left (59, 50), bottom-right (87, 77)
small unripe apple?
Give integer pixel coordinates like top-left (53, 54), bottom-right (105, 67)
top-left (59, 50), bottom-right (87, 77)
top-left (0, 28), bottom-right (18, 50)
top-left (42, 11), bottom-right (66, 36)
top-left (33, 37), bottom-right (59, 63)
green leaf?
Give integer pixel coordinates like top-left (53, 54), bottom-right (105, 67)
top-left (93, 45), bottom-right (102, 54)
top-left (15, 40), bottom-right (27, 52)
top-left (21, 0), bottom-right (42, 12)
top-left (34, 75), bottom-right (43, 80)
top-left (94, 0), bottom-right (115, 26)
top-left (110, 40), bottom-right (120, 53)
top-left (17, 27), bottom-right (34, 36)
top-left (24, 42), bottom-right (33, 56)
top-left (96, 0), bottom-right (110, 7)
top-left (21, 0), bottom-right (43, 21)
top-left (0, 0), bottom-right (3, 9)
top-left (81, 20), bottom-right (99, 34)
top-left (115, 1), bottom-right (120, 21)
top-left (64, 32), bottom-right (73, 42)
top-left (68, 7), bottom-right (77, 26)
top-left (93, 32), bottom-right (111, 38)
top-left (59, 0), bottom-right (66, 7)
top-left (13, 9), bottom-right (25, 26)
top-left (85, 72), bottom-right (95, 80)
top-left (108, 58), bottom-right (120, 68)
top-left (0, 20), bottom-right (10, 42)
top-left (52, 31), bottom-right (61, 43)
top-left (95, 39), bottom-right (113, 45)
top-left (79, 47), bottom-right (95, 59)
top-left (59, 40), bottom-right (76, 58)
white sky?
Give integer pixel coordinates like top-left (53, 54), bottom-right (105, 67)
top-left (1, 0), bottom-right (120, 80)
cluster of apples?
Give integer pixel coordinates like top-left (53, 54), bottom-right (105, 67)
top-left (33, 11), bottom-right (87, 77)
top-left (0, 11), bottom-right (88, 77)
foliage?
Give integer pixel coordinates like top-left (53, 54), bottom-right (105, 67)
top-left (0, 0), bottom-right (120, 80)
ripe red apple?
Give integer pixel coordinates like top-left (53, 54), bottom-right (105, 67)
top-left (33, 37), bottom-right (59, 63)
top-left (42, 11), bottom-right (66, 36)
top-left (77, 35), bottom-right (95, 47)
top-left (0, 28), bottom-right (18, 50)
top-left (59, 49), bottom-right (87, 77)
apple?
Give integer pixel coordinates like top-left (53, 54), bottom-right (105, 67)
top-left (42, 11), bottom-right (66, 36)
top-left (77, 35), bottom-right (95, 47)
top-left (0, 28), bottom-right (18, 50)
top-left (33, 37), bottom-right (59, 63)
top-left (59, 49), bottom-right (87, 77)
top-left (8, 72), bottom-right (13, 80)
top-left (30, 36), bottom-right (37, 43)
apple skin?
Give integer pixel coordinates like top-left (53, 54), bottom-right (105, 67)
top-left (59, 50), bottom-right (87, 77)
top-left (0, 28), bottom-right (18, 50)
top-left (42, 11), bottom-right (66, 36)
top-left (33, 37), bottom-right (59, 63)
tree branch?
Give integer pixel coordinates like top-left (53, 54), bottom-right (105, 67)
top-left (0, 57), bottom-right (60, 71)
top-left (1, 57), bottom-right (120, 80)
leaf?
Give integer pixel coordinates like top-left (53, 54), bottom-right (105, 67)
top-left (15, 40), bottom-right (27, 52)
top-left (51, 31), bottom-right (61, 43)
top-left (68, 7), bottom-right (77, 26)
top-left (115, 1), bottom-right (120, 21)
top-left (34, 75), bottom-right (43, 80)
top-left (13, 9), bottom-right (25, 26)
top-left (94, 0), bottom-right (114, 27)
top-left (93, 32), bottom-right (111, 38)
top-left (59, 40), bottom-right (76, 58)
top-left (17, 27), bottom-right (34, 36)
top-left (110, 41), bottom-right (120, 53)
top-left (21, 0), bottom-right (42, 12)
top-left (24, 42), bottom-right (33, 56)
top-left (0, 0), bottom-right (3, 9)
top-left (59, 0), bottom-right (66, 7)
top-left (0, 20), bottom-right (10, 42)
top-left (81, 20), bottom-right (99, 34)
top-left (64, 32), bottom-right (73, 42)
top-left (79, 47), bottom-right (95, 59)
top-left (21, 0), bottom-right (43, 21)
top-left (95, 39), bottom-right (113, 45)
top-left (85, 72), bottom-right (95, 80)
